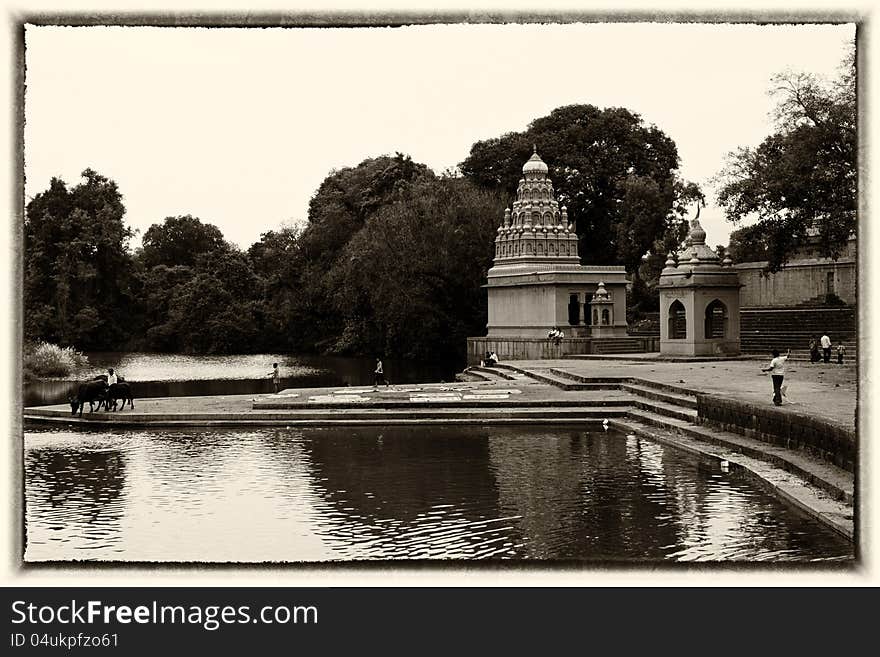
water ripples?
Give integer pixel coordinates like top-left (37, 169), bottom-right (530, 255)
top-left (23, 426), bottom-right (854, 562)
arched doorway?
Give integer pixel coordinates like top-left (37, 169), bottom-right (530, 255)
top-left (668, 300), bottom-right (686, 339)
top-left (704, 299), bottom-right (727, 339)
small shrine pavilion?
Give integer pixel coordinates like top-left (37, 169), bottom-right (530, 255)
top-left (658, 213), bottom-right (742, 356)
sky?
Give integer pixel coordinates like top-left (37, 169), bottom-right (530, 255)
top-left (24, 22), bottom-right (854, 251)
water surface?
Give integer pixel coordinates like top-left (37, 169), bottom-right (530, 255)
top-left (24, 352), bottom-right (459, 407)
top-left (24, 426), bottom-right (853, 563)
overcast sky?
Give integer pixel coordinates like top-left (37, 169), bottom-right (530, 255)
top-left (24, 22), bottom-right (854, 251)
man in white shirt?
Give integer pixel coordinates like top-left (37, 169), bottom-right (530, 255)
top-left (107, 368), bottom-right (118, 386)
top-left (761, 349), bottom-right (790, 406)
top-left (820, 333), bottom-right (832, 363)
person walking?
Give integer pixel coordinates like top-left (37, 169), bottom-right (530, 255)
top-left (374, 358), bottom-right (389, 388)
top-left (837, 343), bottom-right (847, 365)
top-left (268, 362), bottom-right (280, 393)
top-left (820, 332), bottom-right (832, 363)
top-left (762, 348), bottom-right (790, 406)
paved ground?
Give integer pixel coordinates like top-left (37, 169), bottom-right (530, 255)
top-left (519, 358), bottom-right (857, 429)
top-left (27, 358), bottom-right (856, 430)
top-left (30, 377), bottom-right (631, 418)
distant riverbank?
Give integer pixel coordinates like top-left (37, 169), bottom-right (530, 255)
top-left (22, 352), bottom-right (461, 407)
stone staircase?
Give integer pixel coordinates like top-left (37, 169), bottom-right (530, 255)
top-left (591, 337), bottom-right (648, 354)
top-left (740, 307), bottom-right (856, 357)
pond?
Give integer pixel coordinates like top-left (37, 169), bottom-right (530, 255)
top-left (23, 352), bottom-right (460, 407)
top-left (23, 425), bottom-right (853, 563)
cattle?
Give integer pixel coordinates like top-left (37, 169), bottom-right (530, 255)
top-left (103, 382), bottom-right (134, 411)
top-left (91, 374), bottom-right (126, 410)
top-left (69, 380), bottom-right (108, 417)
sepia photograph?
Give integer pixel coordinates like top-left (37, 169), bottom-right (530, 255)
top-left (17, 17), bottom-right (859, 566)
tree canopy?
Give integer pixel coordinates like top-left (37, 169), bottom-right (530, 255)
top-left (716, 50), bottom-right (856, 271)
top-left (24, 169), bottom-right (135, 349)
top-left (140, 214), bottom-right (229, 269)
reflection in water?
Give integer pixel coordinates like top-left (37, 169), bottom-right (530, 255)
top-left (25, 444), bottom-right (126, 556)
top-left (23, 353), bottom-right (459, 407)
top-left (23, 426), bottom-right (854, 562)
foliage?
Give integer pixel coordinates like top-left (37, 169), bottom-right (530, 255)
top-left (726, 224), bottom-right (770, 263)
top-left (140, 215), bottom-right (229, 269)
top-left (291, 154), bottom-right (435, 350)
top-left (24, 169), bottom-right (135, 349)
top-left (151, 250), bottom-right (265, 354)
top-left (715, 50), bottom-right (856, 271)
top-left (459, 104), bottom-right (702, 272)
top-left (328, 176), bottom-right (505, 360)
top-left (24, 341), bottom-right (89, 378)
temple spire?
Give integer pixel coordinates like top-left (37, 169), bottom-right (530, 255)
top-left (492, 150), bottom-right (578, 263)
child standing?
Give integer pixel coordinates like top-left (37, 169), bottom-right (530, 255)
top-left (837, 343), bottom-right (846, 365)
top-left (268, 362), bottom-right (280, 393)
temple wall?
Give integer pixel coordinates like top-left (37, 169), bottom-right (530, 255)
top-left (487, 285), bottom-right (557, 337)
top-left (735, 258), bottom-right (856, 307)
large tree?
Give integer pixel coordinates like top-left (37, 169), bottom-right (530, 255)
top-left (459, 104), bottom-right (702, 272)
top-left (292, 154), bottom-right (435, 350)
top-left (24, 169), bottom-right (136, 349)
top-left (328, 176), bottom-right (505, 360)
top-left (716, 50), bottom-right (856, 271)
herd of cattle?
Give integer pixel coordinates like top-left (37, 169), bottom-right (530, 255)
top-left (68, 375), bottom-right (135, 417)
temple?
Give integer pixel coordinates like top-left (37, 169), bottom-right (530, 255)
top-left (484, 148), bottom-right (628, 339)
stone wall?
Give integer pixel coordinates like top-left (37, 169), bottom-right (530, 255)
top-left (736, 258), bottom-right (856, 307)
top-left (466, 336), bottom-right (658, 364)
top-left (696, 395), bottom-right (856, 473)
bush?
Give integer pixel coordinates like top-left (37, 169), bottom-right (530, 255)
top-left (24, 342), bottom-right (89, 378)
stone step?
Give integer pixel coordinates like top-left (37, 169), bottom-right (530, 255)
top-left (468, 366), bottom-right (519, 381)
top-left (633, 399), bottom-right (699, 423)
top-left (619, 410), bottom-right (854, 506)
top-left (546, 369), bottom-right (628, 385)
top-left (251, 396), bottom-right (632, 410)
top-left (24, 406), bottom-right (633, 427)
top-left (592, 339), bottom-right (646, 354)
top-left (620, 383), bottom-right (699, 409)
top-left (507, 367), bottom-right (623, 390)
top-left (624, 377), bottom-right (699, 398)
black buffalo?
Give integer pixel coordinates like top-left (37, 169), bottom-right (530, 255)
top-left (103, 383), bottom-right (134, 411)
top-left (69, 380), bottom-right (108, 417)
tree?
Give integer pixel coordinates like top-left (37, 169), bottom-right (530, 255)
top-left (460, 104), bottom-right (701, 270)
top-left (24, 169), bottom-right (136, 349)
top-left (140, 215), bottom-right (229, 269)
top-left (290, 154), bottom-right (435, 350)
top-left (328, 176), bottom-right (506, 360)
top-left (726, 224), bottom-right (770, 264)
top-left (716, 50), bottom-right (856, 271)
